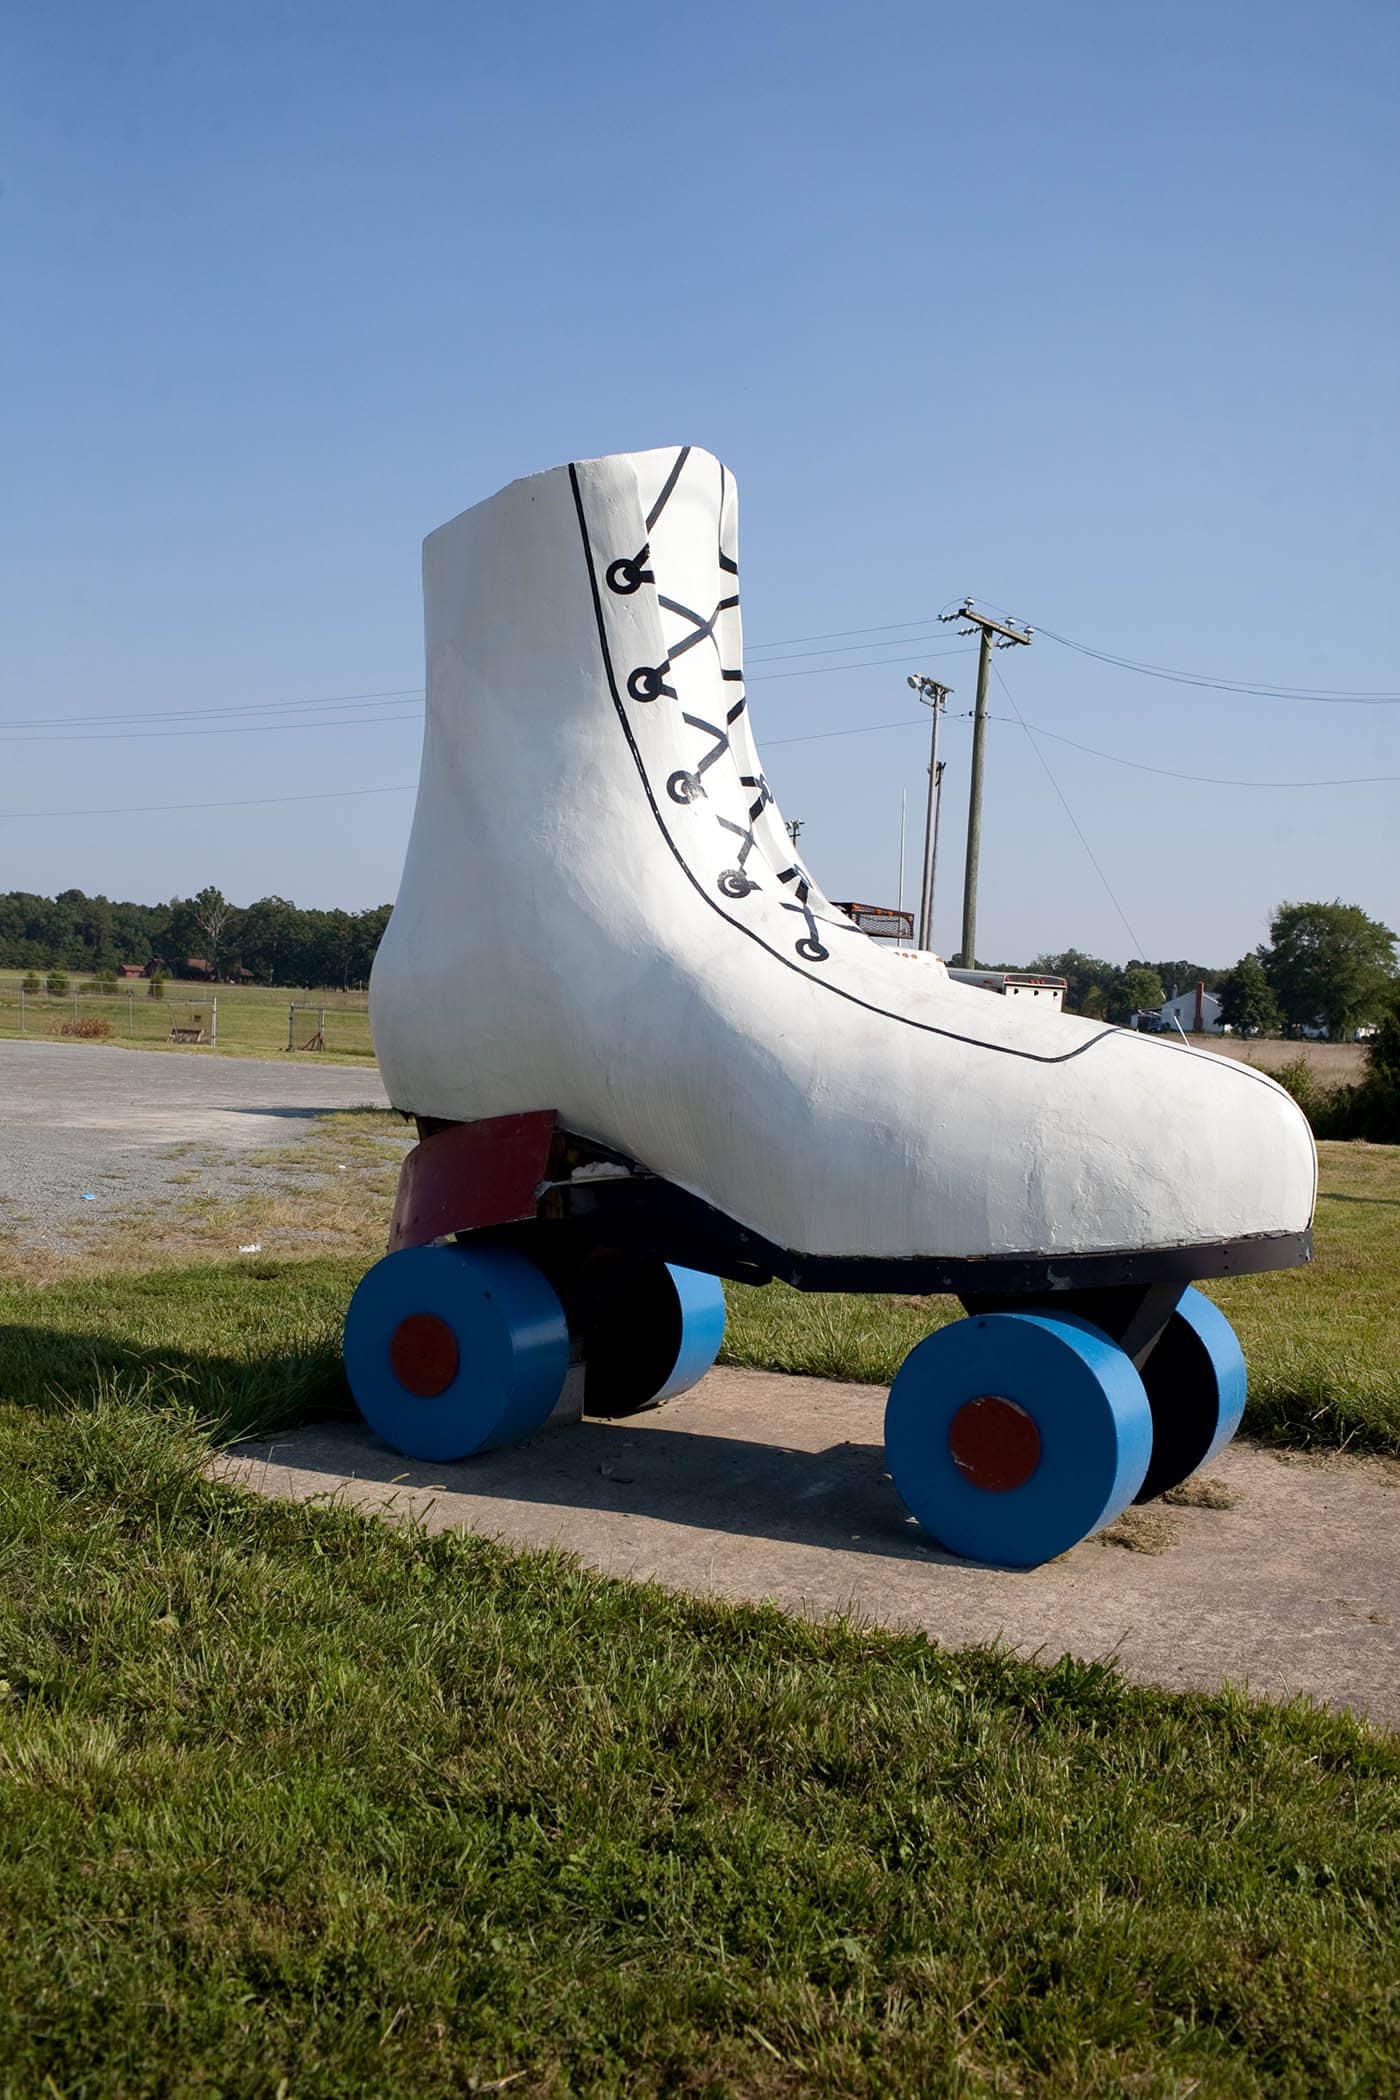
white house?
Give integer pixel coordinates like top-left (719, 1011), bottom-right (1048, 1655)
top-left (1157, 983), bottom-right (1224, 1035)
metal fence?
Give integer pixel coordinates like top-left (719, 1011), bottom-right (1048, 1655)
top-left (0, 987), bottom-right (375, 1061)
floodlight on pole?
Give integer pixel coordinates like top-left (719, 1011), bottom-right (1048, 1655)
top-left (907, 674), bottom-right (951, 951)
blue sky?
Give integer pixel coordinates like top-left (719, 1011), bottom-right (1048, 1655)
top-left (4, 0), bottom-right (1397, 964)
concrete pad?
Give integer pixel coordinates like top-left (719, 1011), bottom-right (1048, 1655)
top-left (220, 1365), bottom-right (1400, 1732)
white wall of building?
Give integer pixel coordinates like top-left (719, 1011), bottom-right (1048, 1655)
top-left (1159, 987), bottom-right (1224, 1034)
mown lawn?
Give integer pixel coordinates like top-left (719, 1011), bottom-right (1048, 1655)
top-left (0, 1134), bottom-right (1396, 2089)
top-left (0, 1394), bottom-right (1396, 2098)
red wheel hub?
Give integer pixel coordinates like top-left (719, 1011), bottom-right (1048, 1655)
top-left (389, 1312), bottom-right (460, 1398)
top-left (948, 1394), bottom-right (1041, 1493)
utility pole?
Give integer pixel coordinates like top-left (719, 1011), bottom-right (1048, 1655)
top-left (907, 675), bottom-right (950, 951)
top-left (896, 790), bottom-right (907, 920)
top-left (785, 818), bottom-right (804, 845)
top-left (928, 757), bottom-right (945, 944)
top-left (938, 599), bottom-right (1031, 966)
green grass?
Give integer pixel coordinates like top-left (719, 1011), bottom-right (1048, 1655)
top-left (0, 1140), bottom-right (1395, 1455)
top-left (0, 1257), bottom-right (354, 1441)
top-left (0, 973), bottom-right (373, 1064)
top-left (723, 1142), bottom-right (1400, 1456)
top-left (0, 1393), bottom-right (1396, 2098)
top-left (0, 1131), bottom-right (1396, 2088)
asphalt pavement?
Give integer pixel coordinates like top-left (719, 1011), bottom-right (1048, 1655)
top-left (0, 1039), bottom-right (389, 1240)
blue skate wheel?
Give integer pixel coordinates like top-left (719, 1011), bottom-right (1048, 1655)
top-left (581, 1255), bottom-right (726, 1415)
top-left (655, 1265), bottom-right (727, 1400)
top-left (343, 1243), bottom-right (569, 1462)
top-left (1133, 1286), bottom-right (1247, 1503)
top-left (884, 1311), bottom-right (1153, 1568)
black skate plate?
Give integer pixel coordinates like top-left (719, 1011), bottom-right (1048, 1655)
top-left (528, 1130), bottom-right (1312, 1296)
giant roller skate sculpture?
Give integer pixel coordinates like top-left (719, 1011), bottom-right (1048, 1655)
top-left (349, 446), bottom-right (1317, 1567)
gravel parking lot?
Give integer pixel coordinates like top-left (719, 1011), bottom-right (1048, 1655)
top-left (0, 1041), bottom-right (390, 1235)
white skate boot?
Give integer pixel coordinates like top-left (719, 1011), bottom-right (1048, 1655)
top-left (347, 446), bottom-right (1316, 1567)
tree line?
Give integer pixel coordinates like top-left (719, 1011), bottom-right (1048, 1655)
top-left (1014, 953), bottom-right (1215, 1026)
top-left (1020, 900), bottom-right (1396, 1041)
top-left (0, 887), bottom-right (392, 991)
top-left (2, 886), bottom-right (1394, 1031)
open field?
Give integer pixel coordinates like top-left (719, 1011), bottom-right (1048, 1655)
top-left (0, 969), bottom-right (371, 1009)
top-left (1, 970), bottom-right (1378, 1086)
top-left (0, 971), bottom-right (373, 1064)
top-left (1208, 1037), bottom-right (1369, 1085)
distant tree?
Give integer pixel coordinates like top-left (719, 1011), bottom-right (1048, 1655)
top-left (147, 973), bottom-right (165, 1000)
top-left (237, 895), bottom-right (295, 985)
top-left (20, 970), bottom-right (40, 995)
top-left (0, 884), bottom-right (402, 986)
top-left (191, 886), bottom-right (234, 979)
top-left (1262, 900), bottom-right (1397, 1040)
top-left (1118, 965), bottom-right (1167, 1022)
top-left (1334, 982), bottom-right (1400, 1142)
top-left (348, 904), bottom-right (393, 989)
top-left (45, 969), bottom-right (68, 998)
top-left (1216, 953), bottom-right (1280, 1037)
top-left (1147, 959), bottom-right (1221, 1001)
top-left (1365, 983), bottom-right (1400, 1088)
top-left (1028, 949), bottom-right (1124, 1018)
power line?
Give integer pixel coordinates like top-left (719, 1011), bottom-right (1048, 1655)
top-left (0, 634), bottom-right (970, 733)
top-left (748, 648), bottom-right (972, 684)
top-left (745, 614), bottom-right (952, 653)
top-left (0, 652), bottom-right (976, 742)
top-left (767, 717), bottom-right (925, 748)
top-left (5, 607), bottom-right (1397, 736)
top-left (988, 716), bottom-right (1400, 788)
top-left (0, 784), bottom-right (418, 821)
top-left (1034, 624), bottom-right (1400, 704)
top-left (0, 708), bottom-right (425, 746)
top-left (743, 629), bottom-right (949, 665)
top-left (5, 695), bottom-right (1391, 778)
top-left (8, 606), bottom-right (1396, 739)
top-left (0, 687), bottom-right (427, 733)
top-left (993, 664), bottom-right (1148, 957)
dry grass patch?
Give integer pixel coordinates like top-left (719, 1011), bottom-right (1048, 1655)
top-left (1163, 1476), bottom-right (1241, 1511)
top-left (1098, 1509), bottom-right (1179, 1554)
top-left (0, 1110), bottom-right (413, 1290)
top-left (1207, 1038), bottom-right (1369, 1084)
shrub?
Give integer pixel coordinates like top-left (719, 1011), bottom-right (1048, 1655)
top-left (1266, 1055), bottom-right (1353, 1140)
top-left (1267, 1043), bottom-right (1400, 1143)
top-left (20, 971), bottom-right (40, 995)
top-left (1345, 988), bottom-right (1400, 1142)
top-left (147, 974), bottom-right (165, 999)
top-left (1269, 1056), bottom-right (1327, 1120)
top-left (57, 1016), bottom-right (113, 1040)
top-left (45, 970), bottom-right (68, 998)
